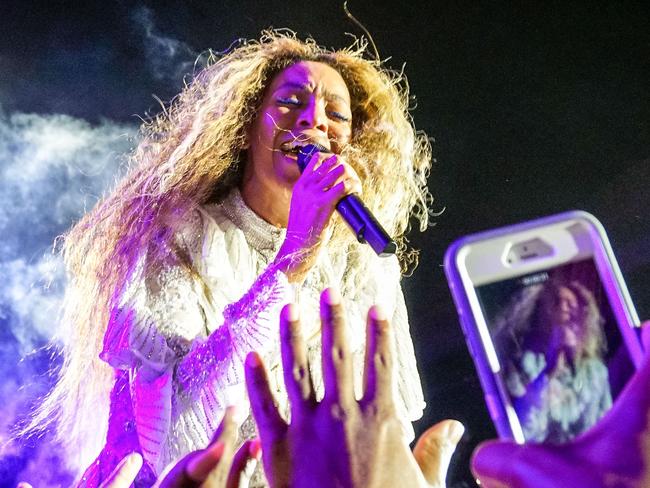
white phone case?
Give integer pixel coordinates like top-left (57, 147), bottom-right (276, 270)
top-left (444, 211), bottom-right (642, 443)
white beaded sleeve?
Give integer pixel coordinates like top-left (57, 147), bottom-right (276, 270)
top-left (100, 210), bottom-right (292, 474)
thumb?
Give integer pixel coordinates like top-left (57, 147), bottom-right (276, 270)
top-left (99, 452), bottom-right (143, 488)
top-left (472, 440), bottom-right (583, 488)
top-left (471, 440), bottom-right (524, 488)
top-left (412, 419), bottom-right (464, 487)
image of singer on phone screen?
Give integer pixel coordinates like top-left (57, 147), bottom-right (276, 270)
top-left (479, 259), bottom-right (636, 443)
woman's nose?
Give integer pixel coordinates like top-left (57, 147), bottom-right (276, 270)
top-left (297, 98), bottom-right (328, 132)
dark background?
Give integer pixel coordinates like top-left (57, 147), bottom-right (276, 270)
top-left (1, 0), bottom-right (649, 486)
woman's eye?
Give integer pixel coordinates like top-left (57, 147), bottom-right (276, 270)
top-left (277, 97), bottom-right (301, 106)
top-left (329, 111), bottom-right (351, 122)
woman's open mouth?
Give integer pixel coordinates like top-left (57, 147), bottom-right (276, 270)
top-left (279, 141), bottom-right (330, 156)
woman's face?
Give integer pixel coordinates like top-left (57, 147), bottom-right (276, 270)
top-left (548, 285), bottom-right (582, 349)
top-left (243, 61), bottom-right (353, 197)
top-left (553, 286), bottom-right (580, 325)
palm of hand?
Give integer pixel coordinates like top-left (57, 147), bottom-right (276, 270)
top-left (263, 403), bottom-right (424, 488)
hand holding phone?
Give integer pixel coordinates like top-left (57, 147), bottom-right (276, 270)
top-left (445, 211), bottom-right (643, 444)
top-left (472, 323), bottom-right (650, 488)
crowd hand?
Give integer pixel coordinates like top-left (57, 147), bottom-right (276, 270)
top-left (154, 406), bottom-right (260, 488)
top-left (97, 452), bottom-right (143, 488)
top-left (472, 322), bottom-right (650, 488)
top-left (245, 288), bottom-right (463, 488)
top-left (17, 454), bottom-right (144, 488)
top-left (88, 407), bottom-right (259, 488)
top-left (275, 153), bottom-right (362, 283)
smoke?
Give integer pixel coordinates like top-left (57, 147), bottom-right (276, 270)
top-left (0, 109), bottom-right (136, 486)
top-left (0, 6), bottom-right (198, 485)
top-left (0, 110), bottom-right (135, 344)
top-left (131, 5), bottom-right (198, 83)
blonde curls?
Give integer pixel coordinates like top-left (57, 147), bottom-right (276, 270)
top-left (25, 30), bottom-right (433, 471)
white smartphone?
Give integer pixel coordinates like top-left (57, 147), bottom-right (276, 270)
top-left (444, 211), bottom-right (643, 444)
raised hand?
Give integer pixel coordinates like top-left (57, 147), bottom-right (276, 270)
top-left (93, 407), bottom-right (259, 488)
top-left (155, 407), bottom-right (260, 488)
top-left (98, 453), bottom-right (143, 488)
top-left (245, 288), bottom-right (462, 488)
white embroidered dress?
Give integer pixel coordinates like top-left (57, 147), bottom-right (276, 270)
top-left (98, 189), bottom-right (426, 483)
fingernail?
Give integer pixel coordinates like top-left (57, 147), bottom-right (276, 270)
top-left (246, 351), bottom-right (262, 368)
top-left (207, 441), bottom-right (225, 458)
top-left (324, 287), bottom-right (341, 305)
top-left (127, 452), bottom-right (143, 466)
top-left (283, 303), bottom-right (299, 321)
top-left (249, 438), bottom-right (262, 459)
top-left (370, 305), bottom-right (386, 321)
top-left (446, 420), bottom-right (465, 444)
top-left (225, 404), bottom-right (247, 424)
top-left (225, 404), bottom-right (238, 420)
top-left (187, 442), bottom-right (225, 479)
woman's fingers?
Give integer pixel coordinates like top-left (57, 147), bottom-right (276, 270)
top-left (303, 154), bottom-right (361, 196)
top-left (320, 162), bottom-right (361, 194)
top-left (317, 163), bottom-right (346, 190)
top-left (312, 154), bottom-right (338, 176)
top-left (301, 151), bottom-right (321, 173)
top-left (280, 304), bottom-right (316, 413)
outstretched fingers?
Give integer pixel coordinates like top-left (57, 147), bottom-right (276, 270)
top-left (245, 351), bottom-right (286, 439)
top-left (320, 288), bottom-right (355, 407)
top-left (362, 305), bottom-right (394, 407)
top-left (280, 304), bottom-right (316, 414)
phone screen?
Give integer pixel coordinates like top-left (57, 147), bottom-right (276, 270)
top-left (474, 257), bottom-right (636, 443)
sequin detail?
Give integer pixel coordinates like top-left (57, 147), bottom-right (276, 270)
top-left (176, 266), bottom-right (288, 396)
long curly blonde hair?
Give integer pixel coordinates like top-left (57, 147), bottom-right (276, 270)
top-left (494, 279), bottom-right (607, 362)
top-left (26, 30), bottom-right (433, 471)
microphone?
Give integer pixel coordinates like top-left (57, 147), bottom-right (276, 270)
top-left (297, 144), bottom-right (397, 257)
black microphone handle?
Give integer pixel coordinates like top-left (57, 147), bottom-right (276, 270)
top-left (297, 144), bottom-right (396, 257)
